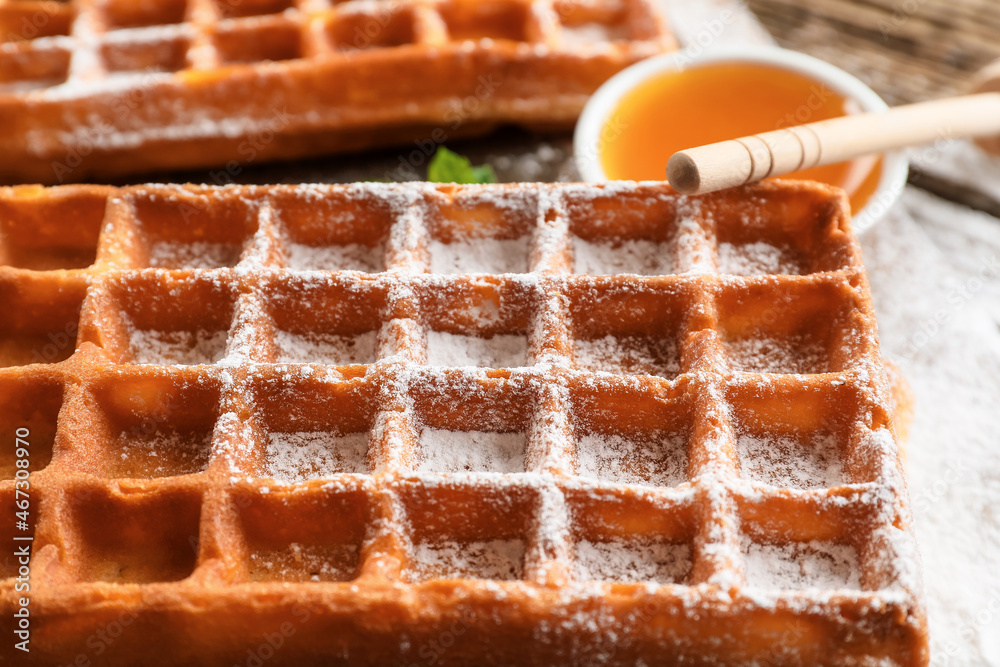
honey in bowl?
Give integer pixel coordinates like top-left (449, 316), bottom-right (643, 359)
top-left (600, 62), bottom-right (882, 213)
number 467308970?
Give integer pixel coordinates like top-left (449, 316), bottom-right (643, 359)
top-left (13, 427), bottom-right (30, 529)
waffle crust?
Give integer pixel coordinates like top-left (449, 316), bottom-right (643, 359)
top-left (0, 181), bottom-right (927, 665)
top-left (0, 0), bottom-right (674, 184)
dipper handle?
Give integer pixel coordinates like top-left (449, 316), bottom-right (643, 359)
top-left (971, 57), bottom-right (1000, 156)
top-left (667, 91), bottom-right (1000, 195)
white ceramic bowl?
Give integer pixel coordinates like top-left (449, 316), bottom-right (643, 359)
top-left (574, 45), bottom-right (908, 232)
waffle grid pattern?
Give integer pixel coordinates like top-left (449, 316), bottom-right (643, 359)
top-left (0, 0), bottom-right (674, 183)
top-left (0, 181), bottom-right (927, 666)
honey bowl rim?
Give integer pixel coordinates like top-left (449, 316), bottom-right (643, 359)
top-left (574, 44), bottom-right (909, 233)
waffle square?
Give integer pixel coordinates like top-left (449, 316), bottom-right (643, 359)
top-left (0, 181), bottom-right (927, 665)
top-left (0, 0), bottom-right (675, 184)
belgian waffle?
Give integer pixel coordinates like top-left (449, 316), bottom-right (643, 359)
top-left (0, 0), bottom-right (674, 184)
top-left (0, 180), bottom-right (927, 665)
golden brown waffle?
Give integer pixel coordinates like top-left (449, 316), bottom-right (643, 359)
top-left (0, 180), bottom-right (927, 665)
top-left (0, 0), bottom-right (674, 184)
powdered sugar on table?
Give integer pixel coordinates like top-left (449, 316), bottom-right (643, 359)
top-left (862, 187), bottom-right (1000, 663)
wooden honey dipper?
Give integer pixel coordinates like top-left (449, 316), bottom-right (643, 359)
top-left (667, 59), bottom-right (1000, 195)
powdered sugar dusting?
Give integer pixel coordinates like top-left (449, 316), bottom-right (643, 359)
top-left (574, 538), bottom-right (691, 584)
top-left (129, 329), bottom-right (228, 365)
top-left (717, 241), bottom-right (802, 276)
top-left (736, 433), bottom-right (844, 489)
top-left (0, 79), bottom-right (63, 95)
top-left (412, 539), bottom-right (524, 581)
top-left (560, 22), bottom-right (630, 47)
top-left (574, 334), bottom-right (680, 378)
top-left (426, 331), bottom-right (528, 368)
top-left (149, 241), bottom-right (241, 269)
top-left (112, 431), bottom-right (211, 478)
top-left (248, 543), bottom-right (360, 582)
top-left (576, 432), bottom-right (687, 487)
top-left (573, 238), bottom-right (673, 275)
top-left (417, 428), bottom-right (525, 473)
top-left (861, 189), bottom-right (1000, 662)
top-left (284, 241), bottom-right (383, 272)
top-left (726, 335), bottom-right (827, 374)
top-left (429, 237), bottom-right (529, 274)
top-left (274, 330), bottom-right (377, 365)
top-left (743, 538), bottom-right (861, 590)
top-left (5, 178), bottom-right (947, 656)
top-left (264, 431), bottom-right (369, 483)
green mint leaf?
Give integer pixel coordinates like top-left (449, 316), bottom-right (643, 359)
top-left (428, 146), bottom-right (497, 184)
top-left (469, 163), bottom-right (498, 184)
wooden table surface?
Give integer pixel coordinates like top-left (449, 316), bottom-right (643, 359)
top-left (746, 0), bottom-right (1000, 217)
top-left (746, 0), bottom-right (1000, 105)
